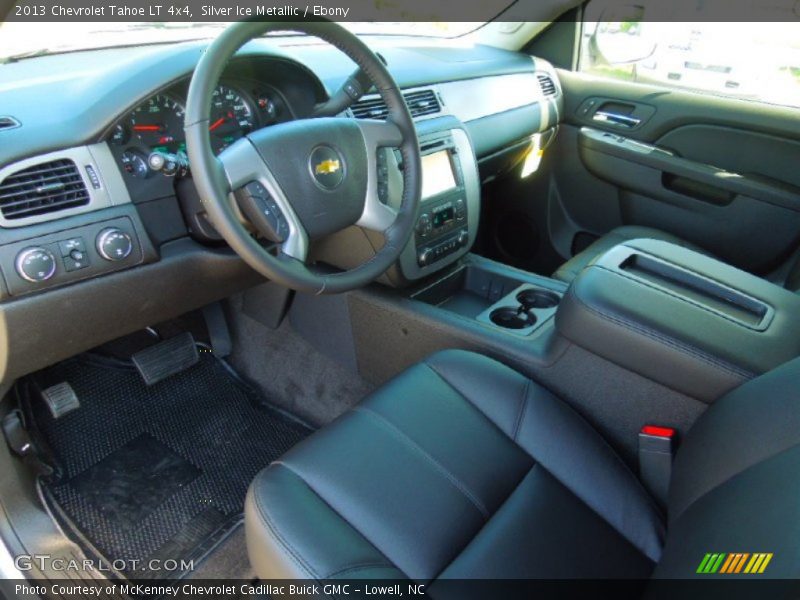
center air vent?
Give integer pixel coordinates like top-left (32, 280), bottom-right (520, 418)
top-left (536, 73), bottom-right (558, 97)
top-left (403, 89), bottom-right (442, 118)
top-left (351, 89), bottom-right (442, 120)
top-left (0, 159), bottom-right (90, 220)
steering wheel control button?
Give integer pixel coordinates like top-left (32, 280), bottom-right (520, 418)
top-left (236, 182), bottom-right (288, 243)
top-left (58, 237), bottom-right (87, 257)
top-left (377, 150), bottom-right (390, 204)
top-left (309, 145), bottom-right (345, 190)
top-left (96, 228), bottom-right (133, 261)
top-left (16, 247), bottom-right (57, 282)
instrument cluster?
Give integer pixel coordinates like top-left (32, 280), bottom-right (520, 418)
top-left (108, 81), bottom-right (291, 180)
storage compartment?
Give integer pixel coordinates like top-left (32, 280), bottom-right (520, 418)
top-left (411, 264), bottom-right (530, 318)
top-left (556, 238), bottom-right (800, 402)
top-left (411, 258), bottom-right (565, 336)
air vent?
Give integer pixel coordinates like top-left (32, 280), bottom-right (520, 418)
top-left (351, 88), bottom-right (442, 120)
top-left (537, 73), bottom-right (558, 97)
top-left (0, 159), bottom-right (90, 220)
top-left (0, 116), bottom-right (20, 131)
top-left (404, 89), bottom-right (442, 118)
top-left (351, 96), bottom-right (389, 120)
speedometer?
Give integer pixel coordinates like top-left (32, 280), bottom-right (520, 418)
top-left (209, 84), bottom-right (256, 153)
top-left (128, 94), bottom-right (186, 154)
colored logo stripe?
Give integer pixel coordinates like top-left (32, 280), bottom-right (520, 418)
top-left (697, 553), bottom-right (773, 574)
top-left (720, 553), bottom-right (749, 573)
top-left (744, 553), bottom-right (773, 574)
top-left (697, 553), bottom-right (726, 573)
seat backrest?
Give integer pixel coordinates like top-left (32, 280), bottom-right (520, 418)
top-left (654, 356), bottom-right (800, 578)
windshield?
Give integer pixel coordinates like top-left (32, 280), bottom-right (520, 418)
top-left (0, 21), bottom-right (489, 62)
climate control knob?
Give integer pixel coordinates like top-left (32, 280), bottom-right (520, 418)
top-left (96, 228), bottom-right (133, 262)
top-left (417, 248), bottom-right (433, 267)
top-left (15, 247), bottom-right (56, 283)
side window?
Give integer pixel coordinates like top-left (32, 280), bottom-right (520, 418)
top-left (579, 2), bottom-right (800, 109)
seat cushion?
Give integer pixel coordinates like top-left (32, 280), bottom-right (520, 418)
top-left (245, 350), bottom-right (664, 581)
top-left (553, 226), bottom-right (707, 284)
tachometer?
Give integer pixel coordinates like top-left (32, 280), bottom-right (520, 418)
top-left (209, 84), bottom-right (256, 153)
top-left (128, 94), bottom-right (186, 154)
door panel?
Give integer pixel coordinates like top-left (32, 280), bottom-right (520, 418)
top-left (543, 70), bottom-right (800, 274)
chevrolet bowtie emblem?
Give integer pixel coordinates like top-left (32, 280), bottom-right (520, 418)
top-left (314, 159), bottom-right (341, 175)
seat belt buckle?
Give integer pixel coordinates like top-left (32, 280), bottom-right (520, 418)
top-left (638, 425), bottom-right (676, 508)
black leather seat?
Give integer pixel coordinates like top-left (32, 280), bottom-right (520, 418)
top-left (245, 349), bottom-right (800, 581)
top-left (552, 226), bottom-right (706, 284)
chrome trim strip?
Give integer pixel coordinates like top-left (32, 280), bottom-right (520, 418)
top-left (351, 71), bottom-right (560, 126)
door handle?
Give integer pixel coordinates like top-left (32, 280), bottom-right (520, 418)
top-left (593, 111), bottom-right (641, 128)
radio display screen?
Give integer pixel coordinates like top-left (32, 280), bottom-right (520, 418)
top-left (432, 207), bottom-right (454, 228)
top-left (421, 150), bottom-right (457, 199)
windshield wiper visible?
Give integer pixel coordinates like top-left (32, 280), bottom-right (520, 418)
top-left (1, 48), bottom-right (55, 64)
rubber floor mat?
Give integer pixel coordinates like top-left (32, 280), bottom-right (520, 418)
top-left (27, 352), bottom-right (311, 574)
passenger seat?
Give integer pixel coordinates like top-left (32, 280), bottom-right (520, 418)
top-left (245, 348), bottom-right (800, 582)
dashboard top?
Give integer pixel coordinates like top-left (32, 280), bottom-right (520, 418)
top-left (0, 35), bottom-right (540, 167)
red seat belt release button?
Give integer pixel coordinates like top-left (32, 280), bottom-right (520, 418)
top-left (639, 425), bottom-right (676, 508)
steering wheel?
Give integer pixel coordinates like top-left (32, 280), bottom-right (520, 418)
top-left (184, 21), bottom-right (422, 294)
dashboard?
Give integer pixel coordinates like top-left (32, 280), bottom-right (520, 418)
top-left (0, 35), bottom-right (562, 382)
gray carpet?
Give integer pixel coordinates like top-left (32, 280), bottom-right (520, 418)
top-left (227, 303), bottom-right (374, 428)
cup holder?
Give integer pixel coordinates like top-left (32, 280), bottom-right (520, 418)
top-left (489, 307), bottom-right (537, 330)
top-left (517, 289), bottom-right (560, 310)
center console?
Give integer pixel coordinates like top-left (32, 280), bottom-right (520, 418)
top-left (555, 238), bottom-right (800, 402)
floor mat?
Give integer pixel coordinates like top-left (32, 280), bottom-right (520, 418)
top-left (26, 352), bottom-right (311, 576)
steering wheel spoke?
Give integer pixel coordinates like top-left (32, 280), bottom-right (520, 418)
top-left (218, 138), bottom-right (309, 262)
top-left (355, 119), bottom-right (404, 232)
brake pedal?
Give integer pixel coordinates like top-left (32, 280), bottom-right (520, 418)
top-left (132, 332), bottom-right (199, 386)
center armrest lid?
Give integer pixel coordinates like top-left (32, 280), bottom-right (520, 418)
top-left (555, 238), bottom-right (800, 402)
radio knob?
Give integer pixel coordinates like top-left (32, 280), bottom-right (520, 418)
top-left (457, 230), bottom-right (470, 247)
top-left (15, 247), bottom-right (56, 283)
top-left (96, 228), bottom-right (133, 261)
top-left (418, 248), bottom-right (433, 267)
